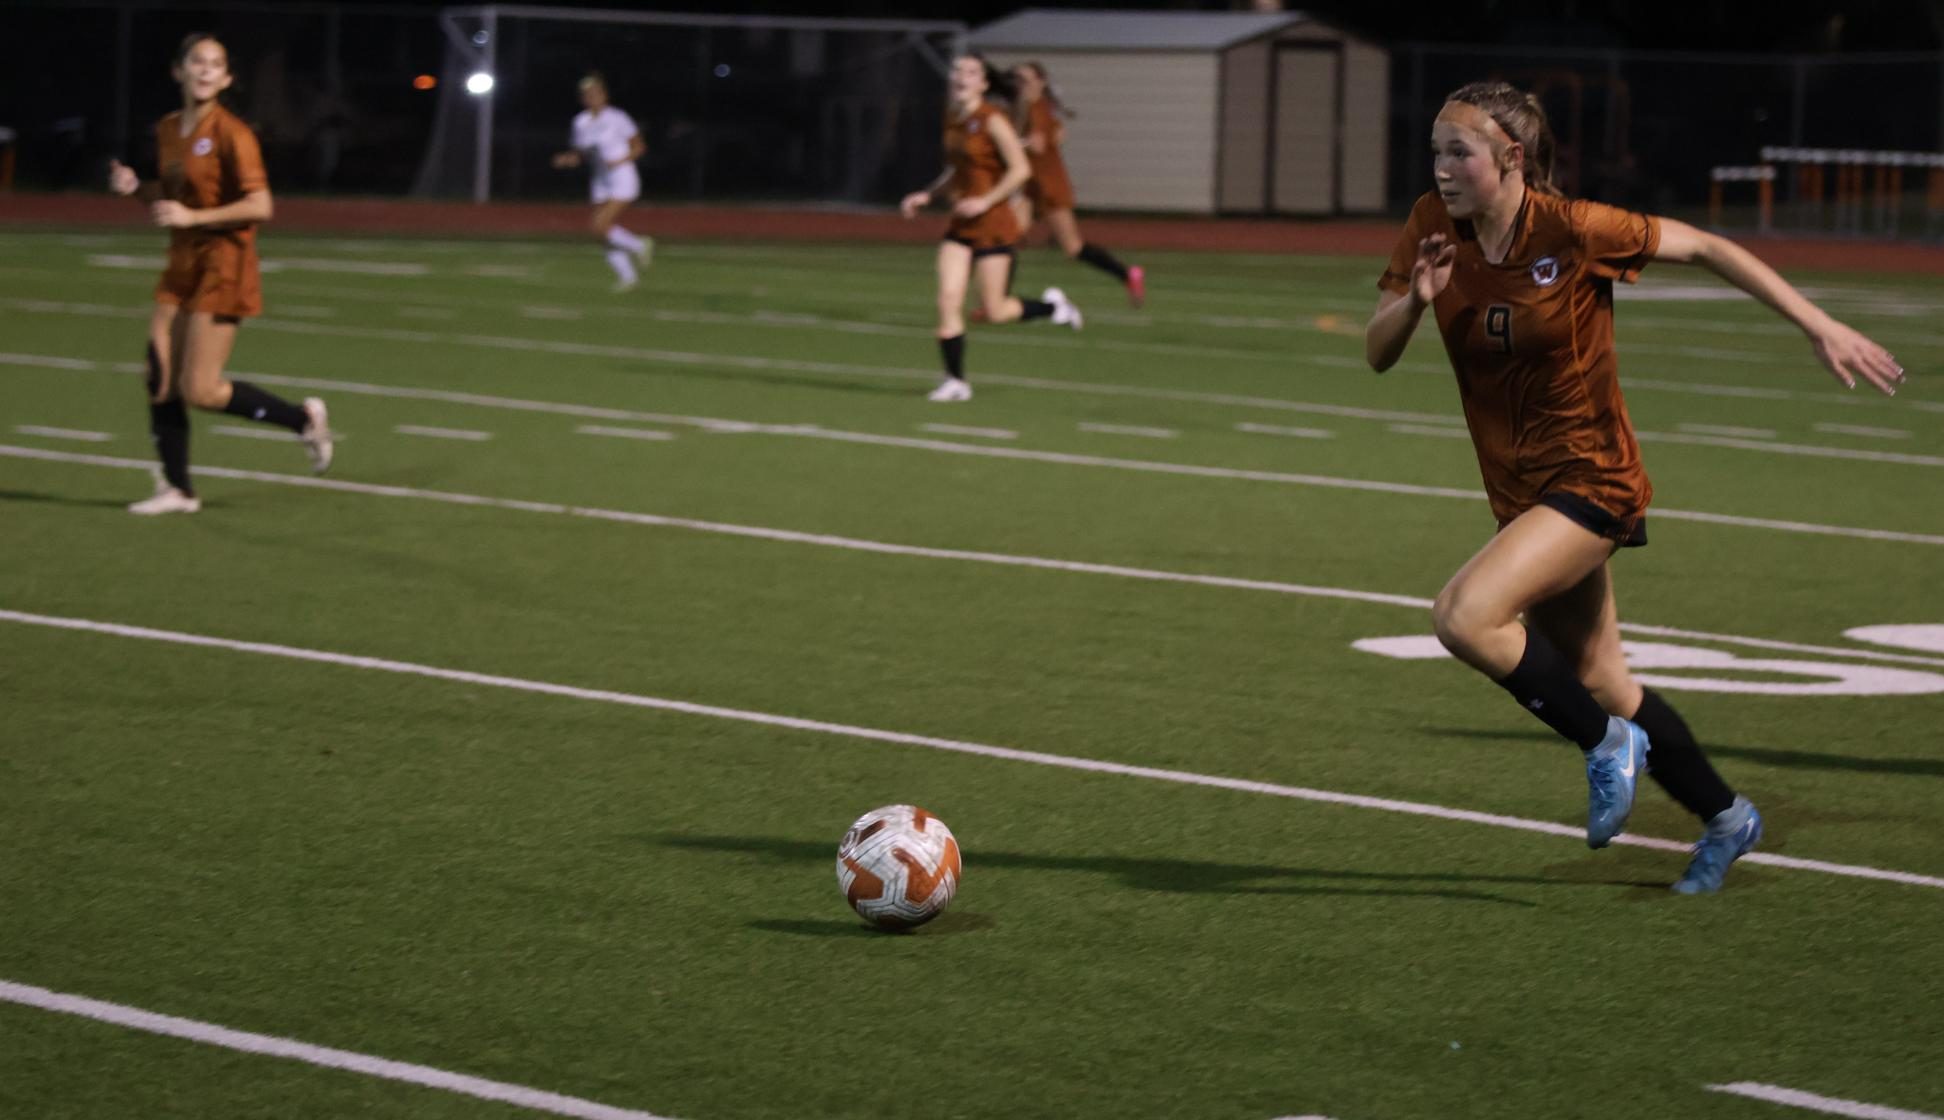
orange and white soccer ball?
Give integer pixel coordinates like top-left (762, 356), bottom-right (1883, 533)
top-left (835, 804), bottom-right (962, 930)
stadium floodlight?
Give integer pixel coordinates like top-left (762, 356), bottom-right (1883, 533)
top-left (465, 71), bottom-right (495, 95)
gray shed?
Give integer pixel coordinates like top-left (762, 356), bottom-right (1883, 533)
top-left (969, 9), bottom-right (1389, 216)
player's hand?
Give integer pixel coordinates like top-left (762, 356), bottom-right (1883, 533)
top-left (551, 151), bottom-right (581, 169)
top-left (952, 195), bottom-right (991, 220)
top-left (1410, 233), bottom-right (1456, 307)
top-left (108, 160), bottom-right (139, 196)
top-left (150, 200), bottom-right (195, 228)
top-left (899, 191), bottom-right (930, 219)
top-left (1811, 319), bottom-right (1905, 396)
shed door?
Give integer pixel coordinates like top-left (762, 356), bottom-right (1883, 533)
top-left (1269, 45), bottom-right (1340, 214)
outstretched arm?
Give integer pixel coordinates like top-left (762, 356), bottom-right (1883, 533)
top-left (1654, 219), bottom-right (1904, 395)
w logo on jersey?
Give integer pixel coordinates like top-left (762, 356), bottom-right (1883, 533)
top-left (1530, 256), bottom-right (1561, 287)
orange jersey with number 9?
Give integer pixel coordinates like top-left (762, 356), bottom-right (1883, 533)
top-left (1379, 189), bottom-right (1661, 529)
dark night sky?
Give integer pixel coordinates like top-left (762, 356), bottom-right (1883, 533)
top-left (363, 1), bottom-right (1944, 52)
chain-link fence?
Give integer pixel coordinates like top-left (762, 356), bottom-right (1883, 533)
top-left (0, 2), bottom-right (442, 195)
top-left (410, 8), bottom-right (963, 204)
top-left (1390, 45), bottom-right (1944, 235)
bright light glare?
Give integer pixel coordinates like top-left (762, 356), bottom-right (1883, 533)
top-left (465, 71), bottom-right (495, 95)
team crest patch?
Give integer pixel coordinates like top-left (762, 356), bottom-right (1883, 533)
top-left (1530, 256), bottom-right (1560, 287)
top-left (967, 118), bottom-right (981, 133)
top-left (192, 137), bottom-right (214, 157)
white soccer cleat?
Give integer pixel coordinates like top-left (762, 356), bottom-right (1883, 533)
top-left (637, 236), bottom-right (655, 268)
top-left (611, 276), bottom-right (639, 294)
top-left (1045, 286), bottom-right (1083, 331)
top-left (300, 397), bottom-right (334, 475)
top-left (128, 472), bottom-right (200, 516)
top-left (927, 377), bottom-right (973, 402)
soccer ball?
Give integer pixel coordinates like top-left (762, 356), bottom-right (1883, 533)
top-left (835, 804), bottom-right (962, 930)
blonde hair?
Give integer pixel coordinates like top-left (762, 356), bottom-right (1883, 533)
top-left (1444, 80), bottom-right (1560, 195)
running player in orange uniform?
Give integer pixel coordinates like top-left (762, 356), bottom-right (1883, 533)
top-left (1011, 62), bottom-right (1144, 307)
top-left (900, 56), bottom-right (1080, 402)
top-left (108, 33), bottom-right (332, 515)
top-left (1364, 81), bottom-right (1904, 893)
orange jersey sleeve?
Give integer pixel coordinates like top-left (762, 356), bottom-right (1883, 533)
top-left (220, 111), bottom-right (269, 196)
top-left (1569, 198), bottom-right (1659, 282)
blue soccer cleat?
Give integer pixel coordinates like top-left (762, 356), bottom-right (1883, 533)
top-left (1672, 796), bottom-right (1763, 895)
top-left (1585, 717), bottom-right (1649, 848)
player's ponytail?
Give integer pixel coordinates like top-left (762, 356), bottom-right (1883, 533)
top-left (1445, 80), bottom-right (1561, 196)
top-left (973, 53), bottom-right (1017, 108)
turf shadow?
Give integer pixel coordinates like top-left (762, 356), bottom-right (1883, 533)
top-left (1425, 726), bottom-right (1944, 778)
top-left (751, 911), bottom-right (997, 938)
top-left (0, 488), bottom-right (142, 510)
top-left (657, 834), bottom-right (1560, 908)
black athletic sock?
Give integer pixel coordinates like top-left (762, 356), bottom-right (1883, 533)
top-left (1631, 688), bottom-right (1736, 821)
top-left (1494, 629), bottom-right (1612, 750)
top-left (1077, 242), bottom-right (1131, 282)
top-left (1018, 299), bottom-right (1055, 322)
top-left (938, 334), bottom-right (966, 380)
top-left (143, 343), bottom-right (194, 495)
top-left (149, 395), bottom-right (193, 495)
top-left (223, 380), bottom-right (308, 432)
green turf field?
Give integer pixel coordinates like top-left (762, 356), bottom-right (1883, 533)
top-left (2, 228), bottom-right (1941, 1120)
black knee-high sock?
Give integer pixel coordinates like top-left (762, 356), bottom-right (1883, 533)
top-left (144, 343), bottom-right (193, 495)
top-left (223, 380), bottom-right (308, 432)
top-left (938, 334), bottom-right (966, 380)
top-left (1076, 242), bottom-right (1130, 282)
top-left (1017, 299), bottom-right (1054, 322)
top-left (1630, 688), bottom-right (1736, 821)
top-left (149, 396), bottom-right (193, 495)
top-left (1494, 628), bottom-right (1612, 750)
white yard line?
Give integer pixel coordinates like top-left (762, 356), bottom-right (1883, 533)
top-left (1638, 430), bottom-right (1944, 468)
top-left (7, 443), bottom-right (1944, 673)
top-left (1078, 422), bottom-right (1179, 439)
top-left (1677, 423), bottom-right (1777, 439)
top-left (918, 423), bottom-right (1018, 440)
top-left (4, 353), bottom-right (1940, 548)
top-left (521, 306), bottom-right (586, 321)
top-left (1706, 1082), bottom-right (1944, 1120)
top-left (14, 425), bottom-right (113, 442)
top-left (0, 979), bottom-right (677, 1120)
top-left (4, 606), bottom-right (1942, 892)
top-left (1813, 423), bottom-right (1913, 440)
top-left (394, 425), bottom-right (493, 442)
top-left (210, 425), bottom-right (298, 442)
top-left (1388, 423), bottom-right (1473, 439)
top-left (1236, 422), bottom-right (1334, 439)
top-left (576, 424), bottom-right (676, 441)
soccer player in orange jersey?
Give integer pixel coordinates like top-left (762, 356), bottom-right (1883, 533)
top-left (1364, 81), bottom-right (1904, 893)
top-left (108, 33), bottom-right (332, 515)
top-left (900, 56), bottom-right (1080, 402)
top-left (1010, 62), bottom-right (1145, 308)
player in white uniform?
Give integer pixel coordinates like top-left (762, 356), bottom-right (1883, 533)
top-left (551, 72), bottom-right (651, 292)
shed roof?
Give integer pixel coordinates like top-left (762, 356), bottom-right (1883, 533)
top-left (968, 9), bottom-right (1314, 53)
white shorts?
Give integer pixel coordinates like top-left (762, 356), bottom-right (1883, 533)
top-left (591, 164), bottom-right (640, 204)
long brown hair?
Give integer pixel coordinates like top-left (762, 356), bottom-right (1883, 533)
top-left (1444, 80), bottom-right (1559, 195)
